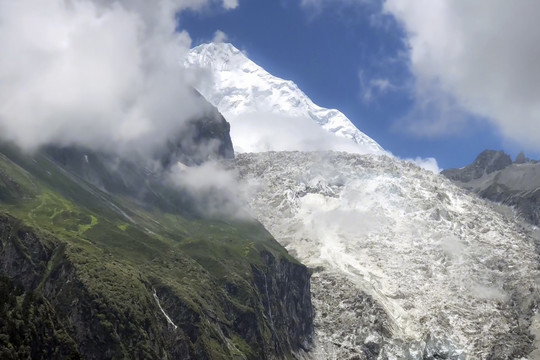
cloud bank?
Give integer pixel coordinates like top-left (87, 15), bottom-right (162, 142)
top-left (228, 111), bottom-right (442, 172)
top-left (0, 0), bottom-right (234, 157)
top-left (230, 112), bottom-right (375, 154)
top-left (384, 0), bottom-right (540, 150)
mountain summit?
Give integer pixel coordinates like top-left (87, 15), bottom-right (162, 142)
top-left (185, 42), bottom-right (383, 154)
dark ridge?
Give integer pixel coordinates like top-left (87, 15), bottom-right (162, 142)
top-left (441, 150), bottom-right (512, 183)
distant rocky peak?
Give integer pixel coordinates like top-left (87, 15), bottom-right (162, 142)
top-left (514, 151), bottom-right (530, 164)
top-left (441, 150), bottom-right (512, 183)
top-left (472, 150), bottom-right (512, 174)
top-left (442, 149), bottom-right (540, 226)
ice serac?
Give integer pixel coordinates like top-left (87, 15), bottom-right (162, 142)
top-left (234, 151), bottom-right (540, 360)
top-left (185, 42), bottom-right (383, 154)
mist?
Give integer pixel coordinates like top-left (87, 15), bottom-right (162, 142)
top-left (168, 161), bottom-right (251, 219)
top-left (230, 112), bottom-right (378, 154)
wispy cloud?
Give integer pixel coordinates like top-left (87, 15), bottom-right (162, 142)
top-left (391, 78), bottom-right (473, 137)
top-left (222, 0), bottom-right (239, 10)
top-left (403, 156), bottom-right (441, 173)
top-left (298, 0), bottom-right (375, 19)
top-left (168, 161), bottom-right (250, 219)
top-left (213, 30), bottom-right (229, 43)
top-left (299, 0), bottom-right (372, 10)
top-left (359, 71), bottom-right (397, 104)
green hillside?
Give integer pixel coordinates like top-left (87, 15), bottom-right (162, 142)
top-left (0, 144), bottom-right (313, 359)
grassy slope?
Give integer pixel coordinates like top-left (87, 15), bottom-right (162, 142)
top-left (0, 144), bottom-right (299, 359)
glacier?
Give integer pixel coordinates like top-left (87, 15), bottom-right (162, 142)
top-left (185, 40), bottom-right (540, 359)
top-left (184, 42), bottom-right (384, 155)
top-left (233, 151), bottom-right (540, 359)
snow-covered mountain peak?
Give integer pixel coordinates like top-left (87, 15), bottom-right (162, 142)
top-left (185, 42), bottom-right (384, 154)
top-left (187, 42), bottom-right (257, 73)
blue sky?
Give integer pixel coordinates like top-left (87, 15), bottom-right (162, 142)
top-left (1, 0), bottom-right (539, 170)
top-left (178, 0), bottom-right (540, 170)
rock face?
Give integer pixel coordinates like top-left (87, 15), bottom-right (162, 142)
top-left (515, 152), bottom-right (530, 164)
top-left (442, 150), bottom-right (540, 225)
top-left (0, 141), bottom-right (313, 359)
top-left (159, 99), bottom-right (235, 167)
top-left (0, 196), bottom-right (313, 360)
top-left (251, 250), bottom-right (314, 355)
top-left (235, 151), bottom-right (540, 359)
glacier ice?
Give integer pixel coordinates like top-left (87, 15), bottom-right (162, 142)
top-left (234, 151), bottom-right (540, 359)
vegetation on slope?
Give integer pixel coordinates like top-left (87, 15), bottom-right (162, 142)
top-left (0, 143), bottom-right (313, 359)
top-left (0, 275), bottom-right (80, 359)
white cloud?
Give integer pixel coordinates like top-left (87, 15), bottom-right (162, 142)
top-left (403, 157), bottom-right (441, 174)
top-left (359, 71), bottom-right (396, 103)
top-left (212, 30), bottom-right (228, 43)
top-left (168, 161), bottom-right (250, 218)
top-left (222, 0), bottom-right (239, 10)
top-left (0, 0), bottom-right (235, 157)
top-left (384, 0), bottom-right (540, 151)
